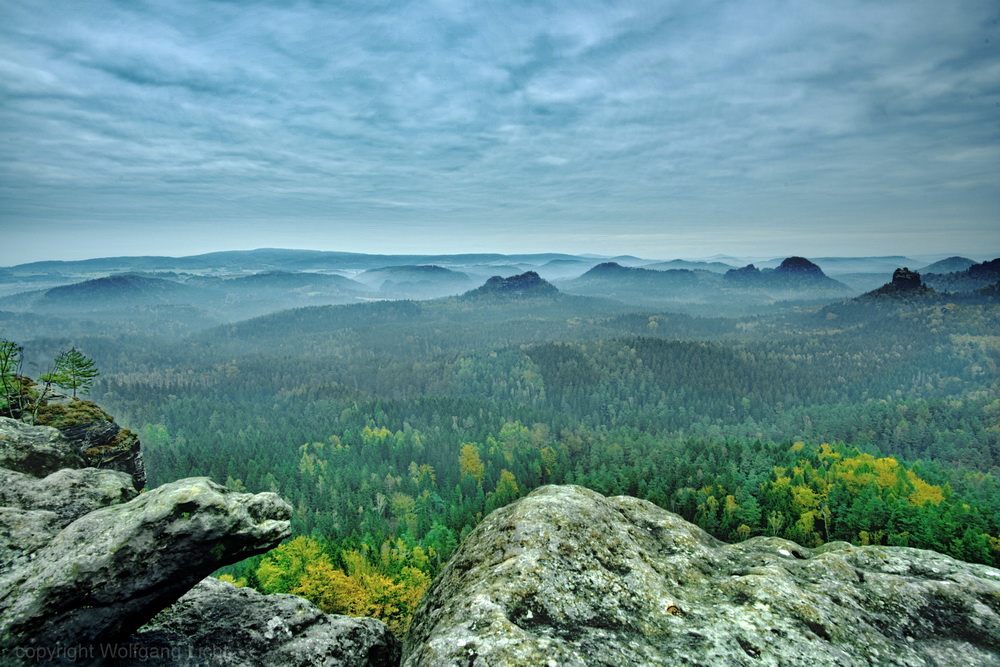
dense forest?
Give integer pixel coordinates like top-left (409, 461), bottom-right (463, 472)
top-left (2, 253), bottom-right (998, 632)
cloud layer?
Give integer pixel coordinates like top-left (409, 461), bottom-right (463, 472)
top-left (2, 0), bottom-right (998, 262)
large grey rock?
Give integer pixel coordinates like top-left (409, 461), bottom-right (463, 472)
top-left (120, 577), bottom-right (401, 666)
top-left (404, 485), bottom-right (1000, 666)
top-left (1, 403), bottom-right (401, 665)
top-left (0, 477), bottom-right (291, 655)
top-left (0, 507), bottom-right (63, 571)
top-left (0, 466), bottom-right (137, 525)
top-left (61, 418), bottom-right (146, 491)
top-left (0, 417), bottom-right (84, 476)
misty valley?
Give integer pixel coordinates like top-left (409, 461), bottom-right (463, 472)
top-left (2, 248), bottom-right (999, 638)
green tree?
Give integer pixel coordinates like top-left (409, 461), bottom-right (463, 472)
top-left (43, 347), bottom-right (99, 398)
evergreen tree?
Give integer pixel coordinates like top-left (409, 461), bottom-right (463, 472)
top-left (43, 347), bottom-right (99, 398)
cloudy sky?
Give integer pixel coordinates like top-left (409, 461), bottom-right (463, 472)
top-left (1, 0), bottom-right (997, 265)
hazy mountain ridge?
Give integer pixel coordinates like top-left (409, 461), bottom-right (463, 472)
top-left (557, 257), bottom-right (853, 314)
top-left (923, 258), bottom-right (1000, 293)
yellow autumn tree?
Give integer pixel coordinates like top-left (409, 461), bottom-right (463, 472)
top-left (257, 536), bottom-right (328, 594)
top-left (458, 443), bottom-right (485, 483)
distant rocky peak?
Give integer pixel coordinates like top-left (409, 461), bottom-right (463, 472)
top-left (468, 271), bottom-right (558, 298)
top-left (969, 258), bottom-right (1000, 279)
top-left (775, 256), bottom-right (824, 276)
top-left (890, 267), bottom-right (922, 290)
top-left (726, 263), bottom-right (761, 277)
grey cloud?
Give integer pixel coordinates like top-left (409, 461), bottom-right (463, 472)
top-left (1, 0), bottom-right (997, 263)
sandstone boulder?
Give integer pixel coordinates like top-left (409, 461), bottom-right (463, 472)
top-left (34, 398), bottom-right (146, 490)
top-left (120, 577), bottom-right (401, 666)
top-left (0, 477), bottom-right (292, 654)
top-left (0, 417), bottom-right (84, 477)
top-left (403, 485), bottom-right (1000, 666)
top-left (0, 466), bottom-right (137, 526)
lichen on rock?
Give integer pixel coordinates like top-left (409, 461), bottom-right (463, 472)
top-left (403, 485), bottom-right (1000, 666)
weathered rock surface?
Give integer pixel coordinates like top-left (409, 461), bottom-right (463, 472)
top-left (0, 417), bottom-right (84, 476)
top-left (0, 477), bottom-right (292, 654)
top-left (118, 577), bottom-right (401, 666)
top-left (0, 507), bottom-right (63, 568)
top-left (403, 485), bottom-right (1000, 666)
top-left (0, 466), bottom-right (137, 525)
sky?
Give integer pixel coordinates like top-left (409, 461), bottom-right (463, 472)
top-left (1, 0), bottom-right (998, 266)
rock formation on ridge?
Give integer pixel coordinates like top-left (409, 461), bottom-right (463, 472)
top-left (463, 271), bottom-right (559, 299)
top-left (403, 485), bottom-right (1000, 666)
top-left (0, 413), bottom-right (398, 665)
top-left (889, 267), bottom-right (923, 290)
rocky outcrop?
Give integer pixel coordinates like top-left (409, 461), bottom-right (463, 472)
top-left (121, 577), bottom-right (400, 666)
top-left (403, 485), bottom-right (1000, 666)
top-left (0, 417), bottom-right (84, 477)
top-left (0, 477), bottom-right (292, 654)
top-left (890, 267), bottom-right (923, 290)
top-left (861, 267), bottom-right (937, 300)
top-left (0, 466), bottom-right (137, 526)
top-left (0, 413), bottom-right (396, 665)
top-left (463, 271), bottom-right (559, 299)
top-left (35, 396), bottom-right (146, 490)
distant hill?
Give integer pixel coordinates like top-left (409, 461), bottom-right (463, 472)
top-left (924, 258), bottom-right (1000, 293)
top-left (917, 256), bottom-right (976, 274)
top-left (41, 274), bottom-right (200, 306)
top-left (566, 262), bottom-right (711, 290)
top-left (462, 272), bottom-right (559, 300)
top-left (358, 265), bottom-right (469, 283)
top-left (358, 265), bottom-right (475, 299)
top-left (226, 270), bottom-right (366, 291)
top-left (756, 256), bottom-right (918, 275)
top-left (0, 268), bottom-right (375, 330)
top-left (559, 263), bottom-right (725, 311)
top-left (533, 259), bottom-right (595, 280)
top-left (559, 259), bottom-right (855, 314)
top-left (724, 257), bottom-right (853, 292)
top-left (5, 249), bottom-right (590, 275)
top-left (643, 259), bottom-right (735, 273)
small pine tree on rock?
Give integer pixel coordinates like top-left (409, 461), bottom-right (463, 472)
top-left (43, 347), bottom-right (99, 398)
